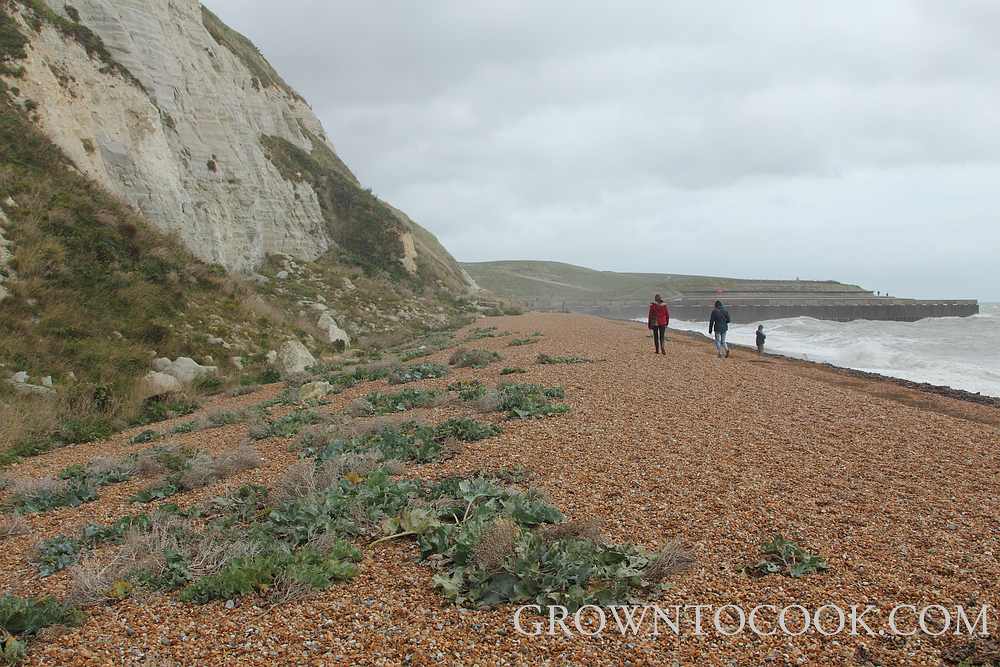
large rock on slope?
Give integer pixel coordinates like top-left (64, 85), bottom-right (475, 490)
top-left (318, 313), bottom-right (351, 350)
top-left (152, 357), bottom-right (217, 384)
top-left (140, 371), bottom-right (183, 399)
top-left (275, 340), bottom-right (316, 377)
top-left (1, 0), bottom-right (474, 290)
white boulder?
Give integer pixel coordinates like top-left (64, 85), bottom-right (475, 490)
top-left (151, 357), bottom-right (172, 372)
top-left (140, 371), bottom-right (183, 399)
top-left (318, 313), bottom-right (351, 350)
top-left (275, 340), bottom-right (316, 377)
top-left (11, 382), bottom-right (55, 397)
top-left (11, 371), bottom-right (28, 384)
top-left (157, 357), bottom-right (218, 384)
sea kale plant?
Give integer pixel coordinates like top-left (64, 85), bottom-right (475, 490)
top-left (387, 362), bottom-right (449, 385)
top-left (449, 349), bottom-right (502, 369)
top-left (374, 476), bottom-right (692, 611)
top-left (750, 534), bottom-right (828, 578)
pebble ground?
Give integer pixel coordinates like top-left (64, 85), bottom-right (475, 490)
top-left (2, 313), bottom-right (998, 666)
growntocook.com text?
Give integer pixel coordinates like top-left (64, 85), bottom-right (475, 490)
top-left (513, 604), bottom-right (994, 638)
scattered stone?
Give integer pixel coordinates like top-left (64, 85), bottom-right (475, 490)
top-left (276, 271), bottom-right (289, 280)
top-left (207, 336), bottom-right (229, 348)
top-left (140, 371), bottom-right (183, 399)
top-left (11, 371), bottom-right (28, 383)
top-left (318, 313), bottom-right (351, 349)
top-left (266, 350), bottom-right (278, 365)
top-left (230, 356), bottom-right (244, 370)
top-left (41, 376), bottom-right (53, 387)
top-left (274, 340), bottom-right (316, 377)
top-left (299, 381), bottom-right (332, 402)
top-left (9, 382), bottom-right (55, 397)
top-left (156, 357), bottom-right (218, 384)
top-left (2, 196), bottom-right (15, 209)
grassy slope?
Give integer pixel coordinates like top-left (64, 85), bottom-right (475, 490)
top-left (462, 260), bottom-right (865, 304)
top-left (0, 4), bottom-right (329, 458)
top-left (200, 5), bottom-right (301, 101)
top-left (0, 3), bottom-right (476, 462)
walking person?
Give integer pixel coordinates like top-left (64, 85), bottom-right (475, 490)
top-left (708, 300), bottom-right (731, 358)
top-left (648, 294), bottom-right (670, 355)
top-left (756, 324), bottom-right (766, 355)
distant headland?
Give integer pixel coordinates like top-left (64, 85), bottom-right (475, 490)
top-left (462, 260), bottom-right (979, 322)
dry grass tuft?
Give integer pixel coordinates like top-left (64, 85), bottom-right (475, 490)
top-left (537, 518), bottom-right (604, 544)
top-left (476, 390), bottom-right (501, 413)
top-left (274, 461), bottom-right (319, 503)
top-left (473, 518), bottom-right (521, 572)
top-left (214, 443), bottom-right (262, 477)
top-left (0, 513), bottom-right (30, 539)
top-left (186, 533), bottom-right (261, 579)
top-left (644, 540), bottom-right (695, 582)
top-left (346, 398), bottom-right (374, 417)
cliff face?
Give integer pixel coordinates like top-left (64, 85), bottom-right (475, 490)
top-left (4, 0), bottom-right (471, 288)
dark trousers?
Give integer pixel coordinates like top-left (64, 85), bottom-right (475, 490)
top-left (651, 325), bottom-right (666, 352)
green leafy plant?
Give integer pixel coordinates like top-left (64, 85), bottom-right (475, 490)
top-left (508, 338), bottom-right (536, 347)
top-left (5, 478), bottom-right (98, 514)
top-left (371, 480), bottom-right (689, 612)
top-left (128, 429), bottom-right (160, 445)
top-left (363, 388), bottom-right (445, 415)
top-left (249, 409), bottom-right (323, 440)
top-left (751, 534), bottom-right (828, 578)
top-left (179, 543), bottom-right (361, 603)
top-left (536, 353), bottom-right (590, 365)
top-left (500, 367), bottom-right (527, 375)
top-left (0, 594), bottom-right (81, 664)
top-left (447, 379), bottom-right (487, 401)
top-left (464, 327), bottom-right (510, 341)
top-left (449, 349), bottom-right (502, 369)
top-left (132, 398), bottom-right (200, 427)
top-left (433, 418), bottom-right (501, 442)
top-left (493, 384), bottom-right (570, 420)
top-left (33, 514), bottom-right (151, 576)
top-left (387, 362), bottom-right (449, 385)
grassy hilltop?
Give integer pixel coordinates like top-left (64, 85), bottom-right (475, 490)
top-left (462, 260), bottom-right (865, 306)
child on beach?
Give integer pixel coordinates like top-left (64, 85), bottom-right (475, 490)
top-left (756, 325), bottom-right (766, 354)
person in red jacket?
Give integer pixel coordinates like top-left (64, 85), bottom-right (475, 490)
top-left (647, 294), bottom-right (670, 355)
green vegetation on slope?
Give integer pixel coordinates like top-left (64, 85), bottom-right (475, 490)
top-left (201, 5), bottom-right (300, 100)
top-left (0, 10), bottom-right (316, 461)
top-left (261, 134), bottom-right (409, 279)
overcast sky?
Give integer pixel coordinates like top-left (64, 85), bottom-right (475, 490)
top-left (205, 1), bottom-right (999, 300)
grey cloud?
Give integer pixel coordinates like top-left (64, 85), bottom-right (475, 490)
top-left (205, 0), bottom-right (1000, 299)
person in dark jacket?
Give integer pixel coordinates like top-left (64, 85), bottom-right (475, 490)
top-left (647, 294), bottom-right (670, 355)
top-left (708, 300), bottom-right (731, 358)
top-left (756, 324), bottom-right (766, 354)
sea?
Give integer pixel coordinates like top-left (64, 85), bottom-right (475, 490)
top-left (660, 303), bottom-right (1000, 398)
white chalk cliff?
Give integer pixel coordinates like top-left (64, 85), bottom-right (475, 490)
top-left (5, 0), bottom-right (473, 289)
